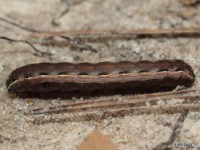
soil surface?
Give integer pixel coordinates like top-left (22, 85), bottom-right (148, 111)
top-left (0, 0), bottom-right (200, 149)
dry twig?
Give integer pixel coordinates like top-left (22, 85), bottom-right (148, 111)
top-left (0, 36), bottom-right (52, 57)
top-left (30, 89), bottom-right (199, 115)
top-left (153, 111), bottom-right (188, 150)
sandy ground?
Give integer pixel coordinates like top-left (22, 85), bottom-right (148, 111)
top-left (0, 0), bottom-right (200, 149)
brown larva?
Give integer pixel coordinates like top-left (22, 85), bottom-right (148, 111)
top-left (6, 60), bottom-right (195, 98)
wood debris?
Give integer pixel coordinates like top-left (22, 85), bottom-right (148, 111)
top-left (78, 130), bottom-right (118, 150)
